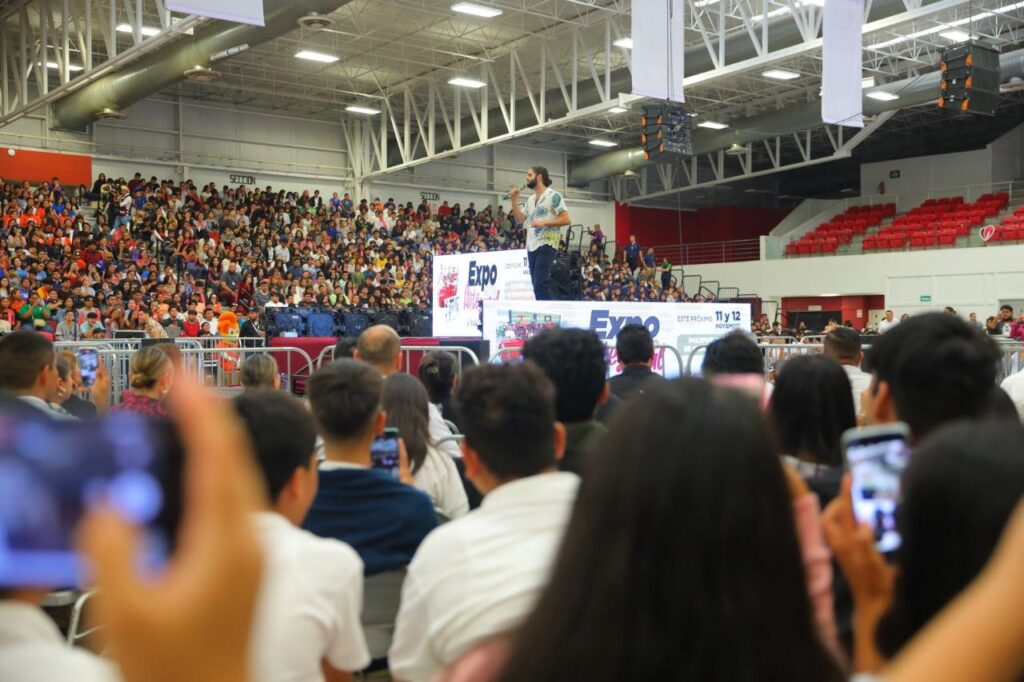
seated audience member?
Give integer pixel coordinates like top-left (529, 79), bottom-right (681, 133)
top-left (356, 325), bottom-right (461, 461)
top-left (862, 313), bottom-right (1001, 442)
top-left (240, 354), bottom-right (280, 390)
top-left (486, 378), bottom-right (841, 682)
top-left (111, 346), bottom-right (173, 417)
top-left (232, 390), bottom-right (370, 682)
top-left (607, 323), bottom-right (666, 401)
top-left (417, 351), bottom-right (461, 430)
top-left (825, 420), bottom-right (1024, 674)
top-left (389, 363), bottom-right (576, 682)
top-left (302, 359), bottom-right (437, 575)
top-left (383, 373), bottom-right (469, 520)
top-left (823, 326), bottom-right (872, 417)
top-left (0, 331), bottom-right (62, 416)
top-left (522, 328), bottom-right (608, 476)
top-left (770, 354), bottom-right (855, 507)
top-left (333, 337), bottom-right (358, 360)
top-left (56, 350), bottom-right (102, 419)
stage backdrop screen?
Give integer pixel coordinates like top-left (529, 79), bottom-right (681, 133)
top-left (483, 300), bottom-right (751, 378)
top-left (433, 250), bottom-right (535, 337)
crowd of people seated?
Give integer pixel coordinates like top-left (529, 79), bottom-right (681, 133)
top-left (2, 308), bottom-right (1024, 682)
top-left (0, 174), bottom-right (711, 341)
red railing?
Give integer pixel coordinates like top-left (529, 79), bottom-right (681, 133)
top-left (649, 238), bottom-right (761, 265)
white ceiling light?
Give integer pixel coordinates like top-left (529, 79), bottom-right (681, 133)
top-left (940, 29), bottom-right (972, 41)
top-left (861, 76), bottom-right (876, 88)
top-left (346, 105), bottom-right (381, 115)
top-left (451, 2), bottom-right (503, 18)
top-left (115, 23), bottom-right (160, 36)
top-left (589, 139), bottom-right (618, 147)
top-left (802, 0), bottom-right (826, 6)
top-left (697, 120), bottom-right (729, 129)
top-left (762, 68), bottom-right (800, 80)
top-left (448, 76), bottom-right (486, 88)
top-left (613, 38), bottom-right (633, 49)
top-left (41, 61), bottom-right (84, 72)
top-left (866, 91), bottom-right (899, 101)
top-left (295, 50), bottom-right (339, 63)
top-left (608, 106), bottom-right (627, 113)
top-left (693, 0), bottom-right (718, 6)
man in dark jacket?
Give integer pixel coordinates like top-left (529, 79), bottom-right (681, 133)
top-left (608, 324), bottom-right (667, 402)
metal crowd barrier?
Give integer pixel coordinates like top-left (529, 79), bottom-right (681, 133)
top-left (315, 344), bottom-right (482, 375)
top-left (654, 344), bottom-right (684, 378)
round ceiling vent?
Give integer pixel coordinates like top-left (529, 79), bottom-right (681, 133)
top-left (298, 12), bottom-right (335, 30)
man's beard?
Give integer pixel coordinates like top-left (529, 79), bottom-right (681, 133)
top-left (526, 178), bottom-right (537, 189)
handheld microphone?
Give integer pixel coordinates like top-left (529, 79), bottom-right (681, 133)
top-left (505, 184), bottom-right (527, 201)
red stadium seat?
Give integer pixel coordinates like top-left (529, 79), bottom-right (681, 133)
top-left (938, 229), bottom-right (957, 246)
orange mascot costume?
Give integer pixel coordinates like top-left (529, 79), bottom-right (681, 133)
top-left (216, 310), bottom-right (241, 377)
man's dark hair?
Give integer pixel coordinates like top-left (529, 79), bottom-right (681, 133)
top-left (701, 331), bottom-right (763, 376)
top-left (0, 332), bottom-right (55, 390)
top-left (523, 328), bottom-right (606, 423)
top-left (307, 359), bottom-right (383, 442)
top-left (232, 389), bottom-right (317, 502)
top-left (1000, 304), bottom-right (1013, 313)
top-left (531, 166), bottom-right (551, 187)
top-left (615, 324), bottom-right (655, 365)
top-left (455, 362), bottom-right (557, 478)
top-left (333, 337), bottom-right (358, 359)
top-left (823, 326), bottom-right (862, 363)
top-left (863, 313), bottom-right (1001, 439)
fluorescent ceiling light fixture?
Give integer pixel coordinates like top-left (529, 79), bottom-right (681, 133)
top-left (295, 50), bottom-right (339, 63)
top-left (866, 91), bottom-right (899, 101)
top-left (872, 2), bottom-right (1024, 49)
top-left (346, 105), bottom-right (380, 115)
top-left (613, 38), bottom-right (633, 48)
top-left (802, 0), bottom-right (825, 6)
top-left (451, 2), bottom-right (503, 17)
top-left (608, 106), bottom-right (628, 113)
top-left (697, 120), bottom-right (728, 129)
top-left (589, 139), bottom-right (618, 147)
top-left (116, 23), bottom-right (160, 36)
top-left (861, 76), bottom-right (876, 88)
top-left (762, 68), bottom-right (800, 80)
top-left (41, 61), bottom-right (84, 72)
top-left (940, 29), bottom-right (972, 41)
top-left (448, 76), bottom-right (486, 88)
top-left (694, 0), bottom-right (718, 6)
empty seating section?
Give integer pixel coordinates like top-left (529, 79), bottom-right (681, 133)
top-left (783, 204), bottom-right (895, 256)
top-left (784, 193), bottom-right (1014, 257)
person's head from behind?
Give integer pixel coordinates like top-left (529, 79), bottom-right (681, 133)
top-left (522, 328), bottom-right (608, 424)
top-left (823, 326), bottom-right (863, 367)
top-left (500, 378), bottom-right (844, 682)
top-left (417, 350), bottom-right (458, 402)
top-left (129, 346), bottom-right (173, 398)
top-left (876, 419), bottom-right (1024, 660)
top-left (333, 337), bottom-right (357, 360)
top-left (455, 363), bottom-right (564, 494)
top-left (701, 331), bottom-right (763, 376)
top-left (769, 354), bottom-right (856, 467)
top-left (0, 332), bottom-right (58, 401)
top-left (862, 313), bottom-right (1000, 441)
top-left (615, 323), bottom-right (655, 368)
top-left (382, 373), bottom-right (431, 474)
top-left (240, 354), bottom-right (279, 390)
top-left (355, 324), bottom-right (402, 375)
top-left (308, 358), bottom-right (385, 451)
top-left (231, 389), bottom-right (318, 525)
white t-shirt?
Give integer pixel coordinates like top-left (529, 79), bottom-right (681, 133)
top-left (249, 512), bottom-right (370, 682)
top-left (877, 318), bottom-right (898, 334)
top-left (389, 472), bottom-right (580, 682)
top-left (428, 403), bottom-right (462, 461)
top-left (0, 601), bottom-right (121, 682)
top-left (523, 187), bottom-right (568, 252)
top-left (413, 445), bottom-right (469, 521)
top-left (842, 363), bottom-right (873, 416)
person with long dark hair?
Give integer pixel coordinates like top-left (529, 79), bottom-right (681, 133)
top-left (492, 378), bottom-right (844, 682)
top-left (382, 373), bottom-right (468, 520)
top-left (417, 350), bottom-right (460, 430)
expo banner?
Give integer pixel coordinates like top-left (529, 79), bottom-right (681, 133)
top-left (433, 250), bottom-right (535, 337)
top-left (483, 300), bottom-right (751, 378)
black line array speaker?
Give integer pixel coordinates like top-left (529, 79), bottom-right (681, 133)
top-left (939, 42), bottom-right (1000, 116)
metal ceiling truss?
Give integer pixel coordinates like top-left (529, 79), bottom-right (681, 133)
top-left (615, 110), bottom-right (895, 203)
top-left (0, 0), bottom-right (204, 126)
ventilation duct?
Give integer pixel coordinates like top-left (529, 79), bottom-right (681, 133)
top-left (51, 0), bottom-right (352, 131)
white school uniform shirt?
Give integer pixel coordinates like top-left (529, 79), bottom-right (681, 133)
top-left (842, 363), bottom-right (873, 416)
top-left (389, 472), bottom-right (580, 682)
top-left (413, 444), bottom-right (469, 521)
top-left (249, 512), bottom-right (370, 682)
top-left (428, 402), bottom-right (463, 461)
top-left (0, 601), bottom-right (121, 682)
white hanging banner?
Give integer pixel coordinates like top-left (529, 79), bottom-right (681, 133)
top-left (167, 0), bottom-right (265, 26)
top-left (631, 0), bottom-right (684, 103)
top-left (822, 0), bottom-right (864, 128)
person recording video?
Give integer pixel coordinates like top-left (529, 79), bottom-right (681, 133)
top-left (509, 166), bottom-right (571, 301)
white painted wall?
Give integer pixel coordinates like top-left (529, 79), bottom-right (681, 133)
top-left (991, 123), bottom-right (1024, 183)
top-left (686, 244), bottom-right (1024, 321)
top-left (860, 148), bottom-right (993, 211)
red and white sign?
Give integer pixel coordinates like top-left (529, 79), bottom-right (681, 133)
top-left (432, 250), bottom-right (535, 337)
top-left (980, 224), bottom-right (997, 242)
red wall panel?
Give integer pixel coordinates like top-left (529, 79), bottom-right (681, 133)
top-left (0, 148), bottom-right (93, 186)
top-left (782, 295), bottom-right (886, 330)
top-left (614, 203), bottom-right (791, 249)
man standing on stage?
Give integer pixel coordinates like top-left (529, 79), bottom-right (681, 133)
top-left (510, 166), bottom-right (572, 301)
